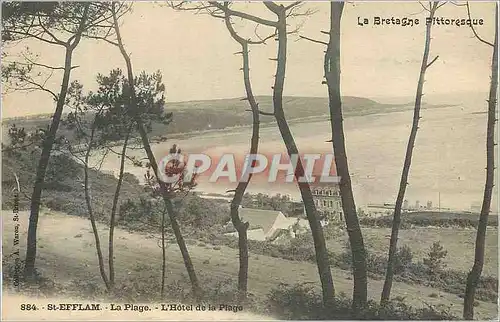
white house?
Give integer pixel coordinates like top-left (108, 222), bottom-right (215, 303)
top-left (223, 208), bottom-right (299, 242)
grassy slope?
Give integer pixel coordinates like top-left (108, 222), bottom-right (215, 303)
top-left (3, 148), bottom-right (497, 278)
top-left (1, 149), bottom-right (144, 217)
top-left (326, 227), bottom-right (498, 277)
top-left (2, 211), bottom-right (497, 320)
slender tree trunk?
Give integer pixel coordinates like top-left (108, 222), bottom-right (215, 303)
top-left (222, 14), bottom-right (261, 302)
top-left (381, 2), bottom-right (439, 304)
top-left (161, 205), bottom-right (167, 300)
top-left (270, 7), bottom-right (335, 307)
top-left (84, 127), bottom-right (110, 290)
top-left (108, 130), bottom-right (131, 289)
top-left (162, 193), bottom-right (201, 298)
top-left (325, 2), bottom-right (367, 310)
top-left (463, 6), bottom-right (498, 320)
top-left (24, 5), bottom-right (90, 279)
top-left (111, 5), bottom-right (202, 299)
top-left (230, 41), bottom-right (260, 302)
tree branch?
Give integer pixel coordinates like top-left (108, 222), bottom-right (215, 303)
top-left (69, 4), bottom-right (91, 49)
top-left (208, 1), bottom-right (278, 27)
top-left (426, 55), bottom-right (439, 68)
top-left (299, 35), bottom-right (328, 46)
top-left (466, 2), bottom-right (494, 47)
top-left (5, 29), bottom-right (66, 46)
top-left (223, 11), bottom-right (276, 46)
top-left (285, 1), bottom-right (302, 11)
top-left (37, 15), bottom-right (67, 46)
top-left (245, 108), bottom-right (274, 116)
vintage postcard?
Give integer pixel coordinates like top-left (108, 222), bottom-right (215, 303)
top-left (1, 1), bottom-right (498, 321)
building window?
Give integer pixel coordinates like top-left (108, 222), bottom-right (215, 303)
top-left (329, 200), bottom-right (333, 208)
top-left (323, 200), bottom-right (327, 207)
top-left (328, 190), bottom-right (332, 196)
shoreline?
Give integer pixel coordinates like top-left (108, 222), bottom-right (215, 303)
top-left (81, 102), bottom-right (457, 150)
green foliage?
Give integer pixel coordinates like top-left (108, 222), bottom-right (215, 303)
top-left (118, 197), bottom-right (161, 227)
top-left (394, 245), bottom-right (413, 274)
top-left (266, 283), bottom-right (457, 320)
top-left (2, 257), bottom-right (59, 298)
top-left (241, 192), bottom-right (293, 215)
top-left (122, 172), bottom-right (140, 185)
top-left (176, 194), bottom-right (229, 228)
top-left (44, 153), bottom-right (81, 191)
top-left (2, 3), bottom-right (119, 42)
top-left (62, 69), bottom-right (172, 148)
top-left (113, 189), bottom-right (230, 232)
top-left (267, 283), bottom-right (325, 319)
top-left (2, 122), bottom-right (66, 155)
top-left (2, 147), bottom-right (143, 216)
top-left (359, 212), bottom-right (498, 228)
top-left (423, 241), bottom-right (448, 275)
top-left (195, 232), bottom-right (498, 303)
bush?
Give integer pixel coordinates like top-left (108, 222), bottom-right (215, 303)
top-left (394, 245), bottom-right (413, 274)
top-left (118, 197), bottom-right (162, 228)
top-left (122, 172), bottom-right (140, 185)
top-left (267, 283), bottom-right (324, 319)
top-left (358, 212), bottom-right (498, 228)
top-left (193, 232), bottom-right (498, 303)
top-left (266, 283), bottom-right (457, 320)
top-left (2, 258), bottom-right (59, 298)
top-left (45, 153), bottom-right (82, 190)
top-left (333, 242), bottom-right (413, 276)
top-left (175, 194), bottom-right (229, 228)
top-left (423, 241), bottom-right (448, 275)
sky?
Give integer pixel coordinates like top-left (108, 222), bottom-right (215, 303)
top-left (1, 1), bottom-right (496, 118)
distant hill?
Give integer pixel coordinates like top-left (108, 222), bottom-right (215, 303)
top-left (2, 96), bottom-right (449, 143)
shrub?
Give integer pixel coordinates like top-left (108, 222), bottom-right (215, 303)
top-left (423, 241), bottom-right (448, 275)
top-left (334, 242), bottom-right (413, 276)
top-left (45, 153), bottom-right (82, 190)
top-left (122, 172), bottom-right (140, 185)
top-left (266, 283), bottom-right (457, 320)
top-left (267, 283), bottom-right (324, 320)
top-left (2, 258), bottom-right (59, 298)
top-left (358, 212), bottom-right (498, 228)
top-left (118, 197), bottom-right (161, 227)
top-left (189, 230), bottom-right (498, 304)
top-left (394, 245), bottom-right (413, 274)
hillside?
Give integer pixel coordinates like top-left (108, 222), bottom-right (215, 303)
top-left (1, 148), bottom-right (229, 230)
top-left (2, 96), bottom-right (450, 144)
top-left (1, 149), bottom-right (144, 217)
top-left (2, 211), bottom-right (498, 320)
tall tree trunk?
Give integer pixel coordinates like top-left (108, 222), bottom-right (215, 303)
top-left (230, 41), bottom-right (259, 302)
top-left (84, 126), bottom-right (110, 290)
top-left (160, 205), bottom-right (167, 300)
top-left (111, 5), bottom-right (202, 299)
top-left (108, 130), bottom-right (131, 289)
top-left (224, 15), bottom-right (261, 302)
top-left (269, 6), bottom-right (335, 307)
top-left (463, 5), bottom-right (498, 320)
top-left (24, 4), bottom-right (90, 279)
top-left (381, 2), bottom-right (439, 304)
top-left (325, 2), bottom-right (367, 310)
